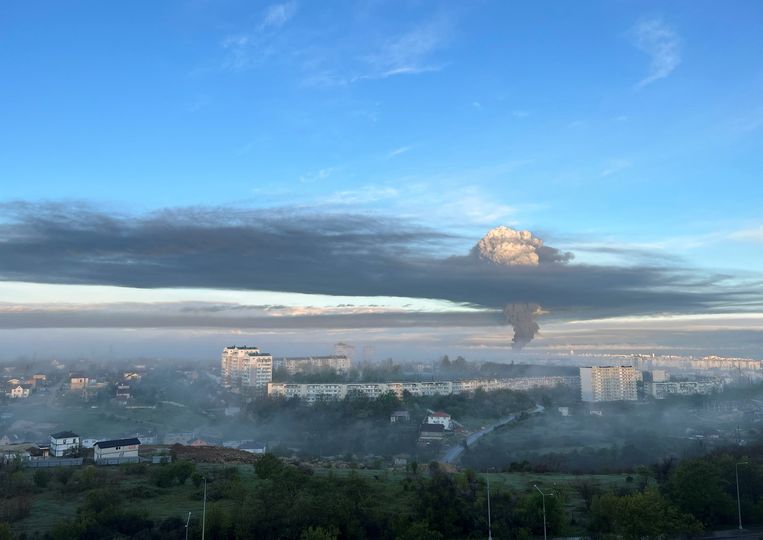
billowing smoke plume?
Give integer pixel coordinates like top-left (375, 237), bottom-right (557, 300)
top-left (504, 303), bottom-right (541, 349)
top-left (471, 226), bottom-right (571, 266)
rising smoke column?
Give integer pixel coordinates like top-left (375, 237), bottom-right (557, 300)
top-left (470, 226), bottom-right (566, 349)
top-left (503, 303), bottom-right (541, 349)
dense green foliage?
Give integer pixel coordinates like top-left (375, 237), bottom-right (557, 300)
top-left (6, 444), bottom-right (763, 538)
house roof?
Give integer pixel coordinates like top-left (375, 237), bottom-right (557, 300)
top-left (429, 412), bottom-right (450, 418)
top-left (391, 410), bottom-right (410, 416)
top-left (94, 438), bottom-right (141, 449)
top-left (51, 431), bottom-right (79, 439)
top-left (238, 441), bottom-right (267, 449)
top-left (420, 423), bottom-right (445, 433)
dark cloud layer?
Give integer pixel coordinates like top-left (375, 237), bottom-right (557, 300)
top-left (0, 201), bottom-right (759, 322)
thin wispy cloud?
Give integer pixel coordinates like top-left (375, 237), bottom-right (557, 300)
top-left (599, 159), bottom-right (632, 178)
top-left (323, 185), bottom-right (400, 205)
top-left (387, 145), bottom-right (413, 158)
top-left (299, 167), bottom-right (335, 184)
top-left (221, 34), bottom-right (253, 71)
top-left (261, 1), bottom-right (298, 30)
top-left (354, 19), bottom-right (451, 81)
top-left (220, 2), bottom-right (298, 71)
top-left (730, 225), bottom-right (763, 243)
top-left (631, 17), bottom-right (682, 88)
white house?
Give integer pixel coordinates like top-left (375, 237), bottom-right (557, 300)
top-left (50, 431), bottom-right (80, 457)
top-left (390, 410), bottom-right (411, 423)
top-left (8, 384), bottom-right (31, 398)
top-left (425, 411), bottom-right (452, 431)
top-left (238, 441), bottom-right (267, 454)
top-left (94, 438), bottom-right (141, 463)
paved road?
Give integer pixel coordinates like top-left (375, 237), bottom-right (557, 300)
top-left (440, 404), bottom-right (544, 464)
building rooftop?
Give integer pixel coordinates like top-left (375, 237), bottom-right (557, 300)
top-left (94, 438), bottom-right (141, 449)
top-left (51, 431), bottom-right (79, 439)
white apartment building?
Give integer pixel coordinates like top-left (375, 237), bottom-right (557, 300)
top-left (273, 355), bottom-right (351, 375)
top-left (221, 346), bottom-right (273, 389)
top-left (580, 366), bottom-right (638, 402)
top-left (268, 375), bottom-right (579, 404)
top-left (50, 431), bottom-right (80, 457)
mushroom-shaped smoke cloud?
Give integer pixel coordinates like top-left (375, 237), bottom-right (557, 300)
top-left (472, 226), bottom-right (568, 348)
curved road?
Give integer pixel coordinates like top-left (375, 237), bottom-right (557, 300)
top-left (440, 404), bottom-right (544, 464)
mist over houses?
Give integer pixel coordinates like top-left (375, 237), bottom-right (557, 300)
top-left (0, 344), bottom-right (759, 470)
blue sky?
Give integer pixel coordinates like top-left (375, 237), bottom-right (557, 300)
top-left (0, 1), bottom-right (762, 358)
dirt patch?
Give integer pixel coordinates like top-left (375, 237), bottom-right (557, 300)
top-left (167, 444), bottom-right (261, 464)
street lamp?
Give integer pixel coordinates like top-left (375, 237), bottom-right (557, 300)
top-left (202, 477), bottom-right (207, 540)
top-left (184, 512), bottom-right (191, 540)
top-left (486, 471), bottom-right (493, 540)
top-left (534, 485), bottom-right (554, 540)
top-left (736, 462), bottom-right (749, 530)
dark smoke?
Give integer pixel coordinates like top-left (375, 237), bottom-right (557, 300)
top-left (504, 303), bottom-right (541, 349)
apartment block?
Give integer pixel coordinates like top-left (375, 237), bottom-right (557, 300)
top-left (580, 366), bottom-right (638, 402)
top-left (221, 346), bottom-right (273, 389)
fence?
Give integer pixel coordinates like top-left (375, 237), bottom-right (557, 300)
top-left (25, 457), bottom-right (83, 468)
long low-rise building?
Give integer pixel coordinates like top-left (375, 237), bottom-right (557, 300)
top-left (273, 355), bottom-right (351, 375)
top-left (94, 438), bottom-right (141, 464)
top-left (267, 376), bottom-right (579, 404)
top-left (646, 380), bottom-right (723, 399)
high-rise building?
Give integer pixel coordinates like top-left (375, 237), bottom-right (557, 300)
top-left (579, 366), bottom-right (638, 402)
top-left (221, 346), bottom-right (272, 389)
top-left (334, 342), bottom-right (354, 362)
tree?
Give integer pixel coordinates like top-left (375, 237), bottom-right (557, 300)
top-left (589, 489), bottom-right (701, 539)
top-left (667, 460), bottom-right (735, 527)
top-left (255, 453), bottom-right (285, 479)
top-left (573, 479), bottom-right (601, 512)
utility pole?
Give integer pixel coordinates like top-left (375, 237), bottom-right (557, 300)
top-left (736, 462), bottom-right (748, 530)
top-left (184, 512), bottom-right (191, 540)
top-left (202, 477), bottom-right (207, 540)
top-left (534, 485), bottom-right (554, 540)
top-left (486, 472), bottom-right (493, 540)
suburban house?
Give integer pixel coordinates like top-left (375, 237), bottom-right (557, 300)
top-left (69, 374), bottom-right (89, 391)
top-left (418, 423), bottom-right (445, 444)
top-left (8, 384), bottom-right (31, 399)
top-left (50, 431), bottom-right (80, 457)
top-left (93, 438), bottom-right (141, 463)
top-left (389, 410), bottom-right (411, 423)
top-left (238, 441), bottom-right (268, 454)
top-left (425, 411), bottom-right (452, 431)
